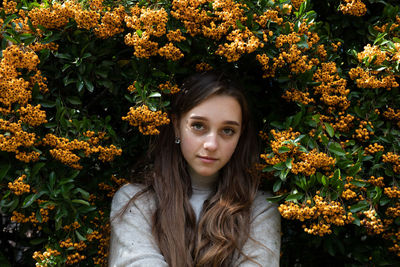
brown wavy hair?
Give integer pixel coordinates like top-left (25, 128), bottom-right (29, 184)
top-left (132, 72), bottom-right (260, 266)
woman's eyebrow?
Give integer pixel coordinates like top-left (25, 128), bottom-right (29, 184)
top-left (189, 116), bottom-right (240, 126)
top-left (224, 121), bottom-right (241, 126)
top-left (189, 115), bottom-right (207, 121)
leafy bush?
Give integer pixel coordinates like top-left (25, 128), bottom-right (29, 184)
top-left (0, 0), bottom-right (399, 266)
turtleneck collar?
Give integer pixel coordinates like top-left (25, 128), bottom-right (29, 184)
top-left (188, 166), bottom-right (218, 192)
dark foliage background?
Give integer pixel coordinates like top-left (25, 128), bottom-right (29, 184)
top-left (1, 0), bottom-right (399, 266)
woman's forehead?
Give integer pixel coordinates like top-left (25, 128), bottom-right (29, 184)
top-left (183, 95), bottom-right (242, 124)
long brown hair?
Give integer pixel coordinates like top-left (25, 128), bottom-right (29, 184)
top-left (132, 72), bottom-right (260, 266)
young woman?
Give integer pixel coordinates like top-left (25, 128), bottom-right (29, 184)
top-left (109, 72), bottom-right (281, 266)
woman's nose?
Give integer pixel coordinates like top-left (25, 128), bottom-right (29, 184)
top-left (203, 133), bottom-right (218, 151)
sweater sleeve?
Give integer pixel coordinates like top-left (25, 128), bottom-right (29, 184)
top-left (108, 184), bottom-right (168, 267)
top-left (237, 191), bottom-right (281, 267)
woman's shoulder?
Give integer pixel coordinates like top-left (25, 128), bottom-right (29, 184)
top-left (111, 183), bottom-right (155, 216)
top-left (112, 183), bottom-right (146, 202)
top-left (251, 190), bottom-right (279, 219)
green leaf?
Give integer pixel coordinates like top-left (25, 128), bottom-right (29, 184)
top-left (273, 162), bottom-right (286, 171)
top-left (81, 52), bottom-right (92, 59)
top-left (285, 193), bottom-right (304, 202)
top-left (20, 34), bottom-right (36, 45)
top-left (39, 100), bottom-right (56, 108)
top-left (324, 122), bottom-right (334, 138)
top-left (380, 196), bottom-right (390, 206)
top-left (262, 165), bottom-right (275, 172)
top-left (95, 68), bottom-right (108, 78)
top-left (350, 179), bottom-right (368, 187)
top-left (36, 209), bottom-right (43, 223)
top-left (78, 205), bottom-right (97, 214)
top-left (44, 122), bottom-right (57, 128)
top-left (31, 162), bottom-right (45, 177)
top-left (320, 134), bottom-right (329, 145)
top-left (372, 187), bottom-right (382, 204)
top-left (278, 146), bottom-right (291, 153)
top-left (66, 170), bottom-right (81, 179)
top-left (55, 207), bottom-right (68, 225)
top-left (273, 180), bottom-right (282, 192)
top-left (297, 0), bottom-right (306, 17)
top-left (67, 96), bottom-right (82, 105)
top-left (347, 162), bottom-right (361, 176)
top-left (353, 105), bottom-right (363, 118)
top-left (61, 184), bottom-right (74, 199)
top-left (279, 168), bottom-right (290, 181)
top-left (22, 194), bottom-right (38, 208)
top-left (97, 79), bottom-right (113, 89)
top-left (2, 34), bottom-right (18, 44)
top-left (295, 176), bottom-right (307, 190)
top-left (56, 53), bottom-right (73, 60)
top-left (350, 201), bottom-right (369, 213)
top-left (270, 121), bottom-right (283, 129)
top-left (328, 142), bottom-right (346, 157)
top-left (74, 188), bottom-right (90, 200)
top-left (149, 92), bottom-right (161, 98)
top-left (62, 63), bottom-right (71, 72)
top-left (30, 238), bottom-right (46, 246)
top-left (1, 198), bottom-right (19, 210)
top-left (42, 32), bottom-right (62, 44)
top-left (72, 199), bottom-right (90, 206)
top-left (152, 69), bottom-right (167, 78)
top-left (294, 134), bottom-right (306, 143)
top-left (266, 194), bottom-right (286, 202)
top-left (76, 230), bottom-right (87, 241)
top-left (297, 35), bottom-right (309, 49)
top-left (84, 79), bottom-right (94, 92)
top-left (363, 155), bottom-right (373, 162)
top-left (277, 76), bottom-right (290, 83)
top-left (236, 19), bottom-right (245, 30)
top-left (332, 169), bottom-right (341, 181)
top-left (77, 80), bottom-right (85, 92)
top-left (321, 175), bottom-right (328, 186)
top-left (176, 42), bottom-right (190, 53)
top-left (2, 14), bottom-right (18, 28)
top-left (285, 158), bottom-right (292, 169)
top-left (49, 172), bottom-right (56, 190)
top-left (0, 162), bottom-right (11, 181)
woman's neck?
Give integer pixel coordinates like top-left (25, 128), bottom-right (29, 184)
top-left (188, 167), bottom-right (218, 191)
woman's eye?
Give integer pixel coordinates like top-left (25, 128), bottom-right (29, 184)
top-left (222, 128), bottom-right (235, 136)
top-left (191, 122), bottom-right (204, 131)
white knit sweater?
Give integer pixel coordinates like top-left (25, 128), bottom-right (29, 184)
top-left (109, 182), bottom-right (281, 267)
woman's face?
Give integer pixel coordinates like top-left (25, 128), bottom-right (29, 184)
top-left (174, 94), bottom-right (242, 180)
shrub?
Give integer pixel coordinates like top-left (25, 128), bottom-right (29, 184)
top-left (0, 0), bottom-right (399, 266)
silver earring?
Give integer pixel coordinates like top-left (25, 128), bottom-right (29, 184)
top-left (175, 137), bottom-right (181, 144)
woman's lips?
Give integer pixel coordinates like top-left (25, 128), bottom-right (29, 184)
top-left (198, 156), bottom-right (217, 163)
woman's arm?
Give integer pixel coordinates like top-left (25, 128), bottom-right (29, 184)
top-left (238, 191), bottom-right (281, 267)
top-left (108, 184), bottom-right (168, 267)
